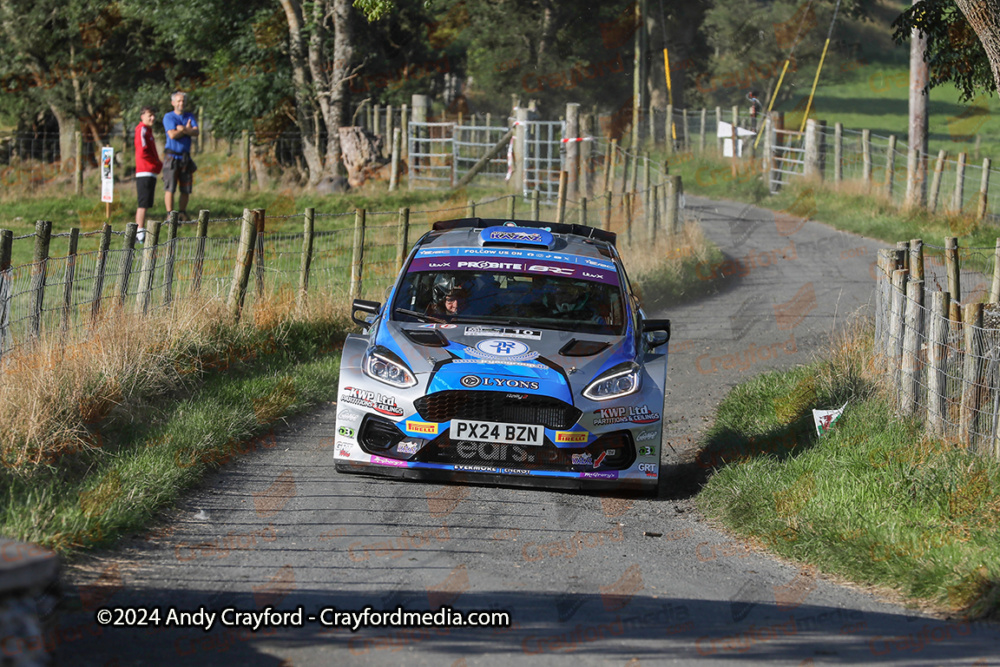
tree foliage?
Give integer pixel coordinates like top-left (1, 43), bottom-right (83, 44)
top-left (892, 0), bottom-right (994, 101)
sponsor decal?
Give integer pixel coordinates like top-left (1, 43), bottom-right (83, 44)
top-left (371, 455), bottom-right (409, 467)
top-left (637, 446), bottom-right (655, 457)
top-left (455, 463), bottom-right (501, 473)
top-left (527, 264), bottom-right (574, 275)
top-left (636, 430), bottom-right (658, 442)
top-left (457, 260), bottom-right (525, 270)
top-left (487, 230), bottom-right (545, 243)
top-left (638, 463), bottom-right (658, 477)
top-left (592, 404), bottom-right (661, 427)
top-left (594, 451), bottom-right (608, 467)
top-left (451, 358), bottom-right (545, 368)
top-left (338, 426), bottom-right (355, 438)
top-left (428, 261), bottom-right (452, 268)
top-left (440, 324), bottom-right (456, 329)
top-left (341, 387), bottom-right (404, 417)
top-left (456, 441), bottom-right (535, 463)
top-left (464, 326), bottom-right (542, 340)
top-left (581, 471), bottom-right (618, 479)
top-left (397, 440), bottom-right (421, 454)
top-left (406, 421), bottom-right (439, 435)
top-left (571, 453), bottom-right (593, 466)
top-left (459, 376), bottom-right (541, 390)
top-left (336, 440), bottom-right (353, 457)
top-left (337, 410), bottom-right (361, 423)
top-left (475, 339), bottom-right (529, 357)
top-left (555, 431), bottom-right (589, 443)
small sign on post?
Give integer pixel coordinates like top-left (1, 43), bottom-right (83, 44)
top-left (101, 146), bottom-right (114, 218)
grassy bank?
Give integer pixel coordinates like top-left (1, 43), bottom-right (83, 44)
top-left (696, 318), bottom-right (1000, 619)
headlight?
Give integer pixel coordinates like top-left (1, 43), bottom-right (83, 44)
top-left (583, 362), bottom-right (641, 401)
top-left (363, 347), bottom-right (417, 388)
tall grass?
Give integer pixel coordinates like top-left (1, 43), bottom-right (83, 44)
top-left (697, 313), bottom-right (1000, 619)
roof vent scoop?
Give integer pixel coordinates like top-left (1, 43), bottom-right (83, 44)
top-left (478, 225), bottom-right (555, 249)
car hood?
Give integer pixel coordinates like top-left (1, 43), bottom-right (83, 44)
top-left (374, 321), bottom-right (636, 403)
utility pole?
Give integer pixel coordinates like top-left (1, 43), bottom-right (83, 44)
top-left (905, 0), bottom-right (929, 209)
top-left (630, 0), bottom-right (646, 149)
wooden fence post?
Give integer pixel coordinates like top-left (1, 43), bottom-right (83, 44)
top-left (900, 279), bottom-right (924, 415)
top-left (228, 209), bottom-right (257, 320)
top-left (389, 127), bottom-right (401, 192)
top-left (602, 139), bottom-right (615, 195)
top-left (0, 230), bottom-right (12, 360)
top-left (241, 130), bottom-right (250, 193)
top-left (952, 152), bottom-right (967, 213)
top-left (506, 195), bottom-right (515, 220)
top-left (889, 268), bottom-right (909, 393)
top-left (651, 185), bottom-right (660, 238)
top-left (467, 199), bottom-right (476, 219)
top-left (665, 104), bottom-right (674, 155)
top-left (946, 236), bottom-right (961, 322)
top-left (298, 207), bottom-right (315, 310)
top-left (556, 171), bottom-right (568, 224)
top-left (715, 106), bottom-right (723, 155)
top-left (884, 135), bottom-right (897, 198)
top-left (681, 108), bottom-right (689, 150)
top-left (621, 151), bottom-right (631, 195)
top-left (658, 180), bottom-right (668, 238)
top-left (254, 209), bottom-right (266, 296)
top-left (834, 122), bottom-right (843, 183)
top-left (192, 210), bottom-right (209, 294)
top-left (163, 212), bottom-right (179, 306)
top-left (929, 150), bottom-right (947, 213)
top-left (349, 208), bottom-right (366, 301)
top-left (730, 123), bottom-right (738, 178)
top-left (699, 108), bottom-right (707, 154)
top-left (532, 189), bottom-right (540, 221)
top-left (665, 175), bottom-right (680, 237)
top-left (960, 302), bottom-right (985, 448)
top-left (862, 129), bottom-right (872, 190)
top-left (602, 192), bottom-right (612, 231)
top-left (642, 155), bottom-right (650, 219)
top-left (927, 290), bottom-right (950, 435)
top-left (624, 192), bottom-right (633, 245)
top-left (909, 238), bottom-right (923, 281)
top-left (991, 238), bottom-right (1000, 302)
top-left (395, 207), bottom-right (409, 272)
top-left (579, 197), bottom-right (588, 226)
top-left (897, 240), bottom-right (910, 272)
top-left (977, 157), bottom-right (991, 221)
top-left (90, 224), bottom-right (111, 322)
top-left (401, 103), bottom-right (409, 161)
top-left (136, 220), bottom-right (161, 315)
top-left (61, 227), bottom-right (79, 332)
top-left (28, 221), bottom-right (52, 340)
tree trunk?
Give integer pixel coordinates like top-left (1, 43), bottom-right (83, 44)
top-left (326, 0), bottom-right (354, 178)
top-left (339, 127), bottom-right (387, 187)
top-left (954, 0), bottom-right (1000, 95)
top-left (905, 0), bottom-right (929, 209)
top-left (279, 0), bottom-right (324, 184)
top-left (50, 105), bottom-right (76, 173)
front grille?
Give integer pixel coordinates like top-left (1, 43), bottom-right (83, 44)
top-left (414, 391), bottom-right (581, 430)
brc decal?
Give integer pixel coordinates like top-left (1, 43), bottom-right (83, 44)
top-left (406, 421), bottom-right (439, 435)
top-left (555, 431), bottom-right (589, 443)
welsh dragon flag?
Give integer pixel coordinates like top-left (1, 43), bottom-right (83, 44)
top-left (812, 403), bottom-right (847, 437)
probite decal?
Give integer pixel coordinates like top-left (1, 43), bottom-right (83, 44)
top-left (463, 326), bottom-right (542, 340)
top-left (592, 405), bottom-right (661, 426)
top-left (341, 387), bottom-right (404, 417)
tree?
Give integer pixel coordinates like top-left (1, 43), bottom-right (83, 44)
top-left (893, 0), bottom-right (994, 101)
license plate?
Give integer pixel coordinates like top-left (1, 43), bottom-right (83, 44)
top-left (451, 419), bottom-right (544, 446)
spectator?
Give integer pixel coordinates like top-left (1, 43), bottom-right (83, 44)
top-left (134, 106), bottom-right (162, 244)
top-left (748, 90), bottom-right (764, 131)
top-left (162, 91), bottom-right (199, 221)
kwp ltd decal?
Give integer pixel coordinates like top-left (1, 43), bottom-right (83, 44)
top-left (340, 387), bottom-right (404, 417)
top-left (592, 405), bottom-right (661, 427)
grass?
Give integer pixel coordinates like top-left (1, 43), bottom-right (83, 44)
top-left (696, 316), bottom-right (1000, 619)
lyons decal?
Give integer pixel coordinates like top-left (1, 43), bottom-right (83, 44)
top-left (341, 387), bottom-right (404, 417)
top-left (460, 375), bottom-right (540, 390)
top-left (592, 405), bottom-right (661, 426)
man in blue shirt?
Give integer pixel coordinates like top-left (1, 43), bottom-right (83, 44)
top-left (162, 91), bottom-right (199, 220)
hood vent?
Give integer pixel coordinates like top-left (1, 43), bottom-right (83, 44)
top-left (403, 329), bottom-right (448, 347)
top-left (559, 339), bottom-right (610, 357)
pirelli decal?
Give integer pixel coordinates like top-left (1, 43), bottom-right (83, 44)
top-left (554, 431), bottom-right (589, 443)
top-left (406, 421), bottom-right (439, 435)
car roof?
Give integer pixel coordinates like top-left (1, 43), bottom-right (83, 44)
top-left (419, 218), bottom-right (617, 261)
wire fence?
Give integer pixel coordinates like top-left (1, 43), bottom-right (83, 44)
top-left (0, 179), bottom-right (681, 369)
top-left (874, 242), bottom-right (1000, 459)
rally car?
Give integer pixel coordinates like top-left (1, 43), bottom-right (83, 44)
top-left (333, 218), bottom-right (670, 493)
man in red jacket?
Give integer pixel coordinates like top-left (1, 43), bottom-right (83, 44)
top-left (134, 107), bottom-right (163, 243)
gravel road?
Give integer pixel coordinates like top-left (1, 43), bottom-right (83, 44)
top-left (54, 194), bottom-right (1000, 666)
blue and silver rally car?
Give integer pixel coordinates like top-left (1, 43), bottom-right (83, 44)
top-left (334, 218), bottom-right (670, 493)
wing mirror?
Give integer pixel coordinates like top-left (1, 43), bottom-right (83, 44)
top-left (643, 319), bottom-right (671, 348)
top-left (351, 299), bottom-right (382, 327)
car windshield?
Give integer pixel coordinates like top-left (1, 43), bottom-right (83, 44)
top-left (391, 265), bottom-right (626, 335)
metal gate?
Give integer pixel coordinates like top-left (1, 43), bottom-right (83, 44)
top-left (769, 126), bottom-right (805, 194)
top-left (453, 124), bottom-right (510, 184)
top-left (408, 121), bottom-right (454, 189)
top-left (522, 120), bottom-right (564, 201)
